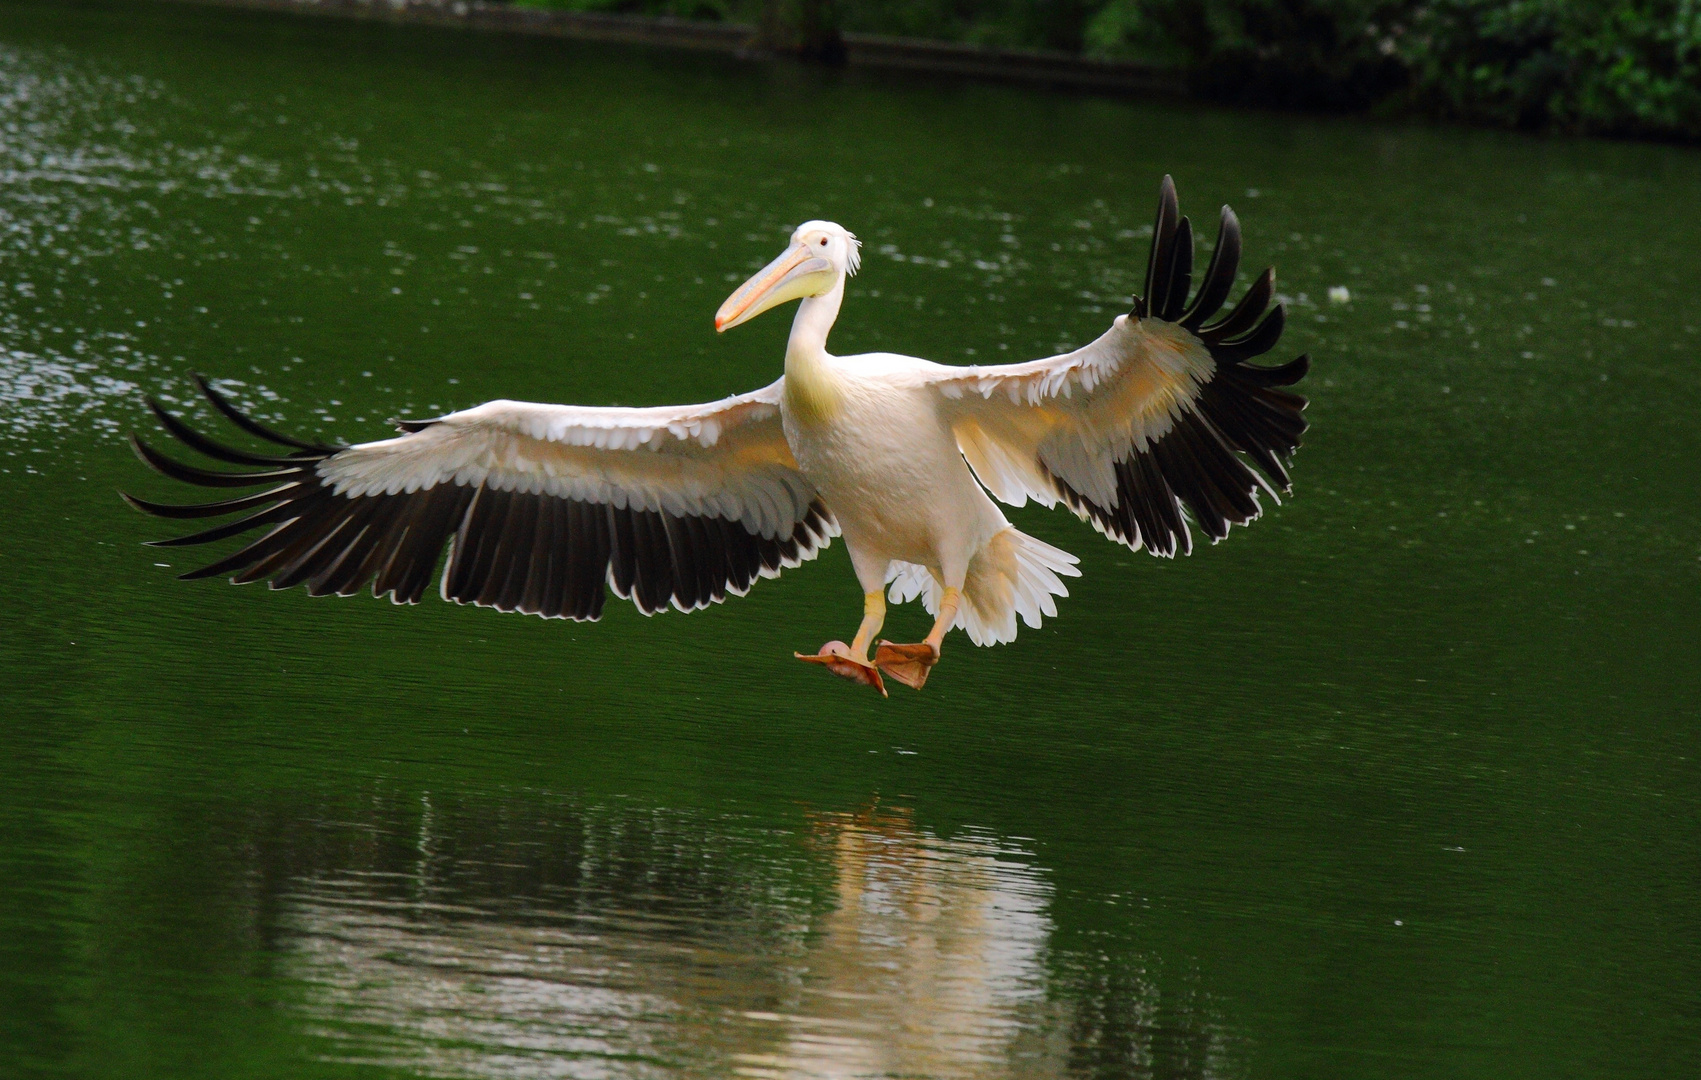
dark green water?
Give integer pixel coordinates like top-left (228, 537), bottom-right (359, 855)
top-left (2, 2), bottom-right (1698, 1077)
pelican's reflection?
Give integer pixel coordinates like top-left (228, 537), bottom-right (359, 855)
top-left (733, 808), bottom-right (1055, 1078)
top-left (284, 800), bottom-right (1222, 1077)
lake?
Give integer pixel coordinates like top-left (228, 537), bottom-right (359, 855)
top-left (0, 2), bottom-right (1697, 1077)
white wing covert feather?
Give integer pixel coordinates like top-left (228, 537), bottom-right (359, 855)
top-left (916, 315), bottom-right (1215, 514)
top-left (322, 381), bottom-right (819, 542)
top-left (125, 376), bottom-right (836, 620)
top-left (912, 185), bottom-right (1310, 558)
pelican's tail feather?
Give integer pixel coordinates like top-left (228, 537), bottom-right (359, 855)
top-left (886, 527), bottom-right (1080, 648)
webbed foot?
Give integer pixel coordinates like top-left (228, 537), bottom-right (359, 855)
top-left (873, 640), bottom-right (940, 690)
top-left (796, 640), bottom-right (887, 697)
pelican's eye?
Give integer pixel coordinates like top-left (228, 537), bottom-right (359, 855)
top-left (819, 238), bottom-right (828, 246)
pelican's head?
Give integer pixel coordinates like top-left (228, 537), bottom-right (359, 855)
top-left (715, 221), bottom-right (860, 332)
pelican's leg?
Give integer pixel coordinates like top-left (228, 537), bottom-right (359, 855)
top-left (850, 589), bottom-right (886, 658)
top-left (796, 590), bottom-right (888, 696)
top-left (875, 586), bottom-right (960, 690)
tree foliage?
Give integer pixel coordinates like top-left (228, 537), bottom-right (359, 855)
top-left (516, 0), bottom-right (1701, 139)
top-left (1399, 0), bottom-right (1701, 136)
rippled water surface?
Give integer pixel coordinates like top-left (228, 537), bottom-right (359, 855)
top-left (1, 2), bottom-right (1698, 1077)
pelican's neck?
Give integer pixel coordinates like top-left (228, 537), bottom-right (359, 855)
top-left (785, 276), bottom-right (843, 368)
top-left (783, 276), bottom-right (845, 423)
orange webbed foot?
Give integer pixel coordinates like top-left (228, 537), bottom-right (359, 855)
top-left (873, 640), bottom-right (940, 690)
top-left (796, 640), bottom-right (887, 697)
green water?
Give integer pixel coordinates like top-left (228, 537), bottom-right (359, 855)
top-left (1, 2), bottom-right (1698, 1077)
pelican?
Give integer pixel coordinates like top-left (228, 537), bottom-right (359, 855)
top-left (125, 177), bottom-right (1308, 695)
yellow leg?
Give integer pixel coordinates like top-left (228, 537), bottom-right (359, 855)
top-left (923, 586), bottom-right (961, 652)
top-left (875, 586), bottom-right (960, 691)
top-left (795, 589), bottom-right (890, 696)
top-left (849, 590), bottom-right (886, 660)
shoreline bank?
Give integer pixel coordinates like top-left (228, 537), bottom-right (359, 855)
top-left (159, 0), bottom-right (1185, 95)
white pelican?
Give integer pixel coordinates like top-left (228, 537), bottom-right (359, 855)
top-left (126, 177), bottom-right (1308, 695)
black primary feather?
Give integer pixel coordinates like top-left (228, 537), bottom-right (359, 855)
top-left (1058, 176), bottom-right (1310, 557)
top-left (123, 380), bottom-right (831, 620)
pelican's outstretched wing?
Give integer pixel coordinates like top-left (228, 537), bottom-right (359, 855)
top-left (908, 176), bottom-right (1309, 557)
top-left (125, 376), bottom-right (834, 618)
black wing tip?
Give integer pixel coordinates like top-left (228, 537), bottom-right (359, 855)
top-left (128, 432), bottom-right (300, 489)
top-left (130, 379), bottom-right (341, 580)
top-left (1141, 181), bottom-right (1235, 327)
top-left (1179, 205), bottom-right (1241, 331)
top-left (129, 376), bottom-right (344, 498)
top-left (121, 490), bottom-right (189, 519)
top-left (143, 393), bottom-right (308, 467)
top-left (1127, 179), bottom-right (1306, 384)
top-left (1083, 179), bottom-right (1313, 555)
top-left (127, 432), bottom-right (191, 481)
top-left (1138, 175), bottom-right (1184, 319)
top-left (191, 373), bottom-right (342, 454)
top-left (1266, 352), bottom-right (1311, 388)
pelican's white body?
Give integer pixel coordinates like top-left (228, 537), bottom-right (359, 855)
top-left (785, 354), bottom-right (1004, 574)
top-left (775, 272), bottom-right (1078, 645)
